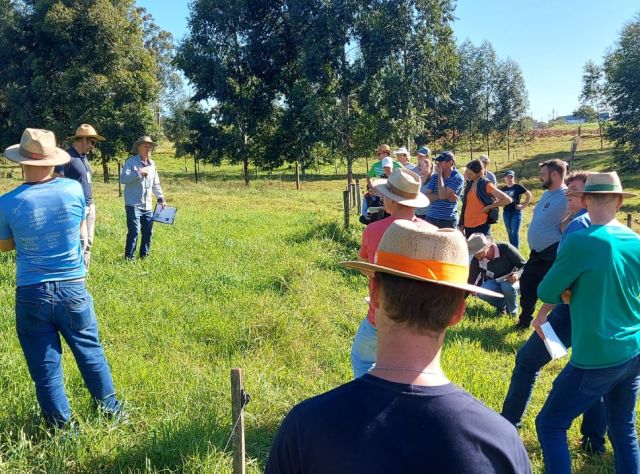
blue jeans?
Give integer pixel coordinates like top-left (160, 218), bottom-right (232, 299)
top-left (125, 205), bottom-right (154, 259)
top-left (501, 305), bottom-right (606, 452)
top-left (15, 280), bottom-right (120, 426)
top-left (351, 318), bottom-right (377, 378)
top-left (503, 209), bottom-right (522, 248)
top-left (477, 279), bottom-right (519, 315)
top-left (537, 354), bottom-right (640, 473)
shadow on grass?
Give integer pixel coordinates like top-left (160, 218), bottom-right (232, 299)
top-left (445, 323), bottom-right (522, 354)
top-left (288, 220), bottom-right (361, 261)
top-left (94, 416), bottom-right (279, 472)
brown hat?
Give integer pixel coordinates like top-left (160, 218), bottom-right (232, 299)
top-left (69, 124), bottom-right (105, 141)
top-left (372, 168), bottom-right (429, 208)
top-left (376, 144), bottom-right (392, 154)
top-left (566, 172), bottom-right (636, 198)
top-left (130, 136), bottom-right (157, 154)
top-left (341, 220), bottom-right (503, 297)
top-left (4, 128), bottom-right (70, 167)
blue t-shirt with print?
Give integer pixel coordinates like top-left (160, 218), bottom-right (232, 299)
top-left (0, 178), bottom-right (86, 286)
top-left (425, 169), bottom-right (464, 220)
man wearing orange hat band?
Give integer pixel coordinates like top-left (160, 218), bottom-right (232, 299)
top-left (266, 221), bottom-right (530, 473)
top-left (55, 124), bottom-right (105, 269)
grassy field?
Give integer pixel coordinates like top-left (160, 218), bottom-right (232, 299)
top-left (0, 129), bottom-right (638, 473)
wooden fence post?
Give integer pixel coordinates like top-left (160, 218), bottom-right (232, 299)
top-left (194, 156), bottom-right (199, 183)
top-left (295, 161), bottom-right (300, 190)
top-left (231, 368), bottom-right (246, 474)
top-left (343, 189), bottom-right (350, 228)
top-left (627, 214), bottom-right (632, 228)
top-left (355, 179), bottom-right (362, 214)
top-left (350, 183), bottom-right (356, 208)
top-left (117, 162), bottom-right (122, 197)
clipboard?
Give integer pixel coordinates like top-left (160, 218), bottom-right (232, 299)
top-left (153, 204), bottom-right (177, 224)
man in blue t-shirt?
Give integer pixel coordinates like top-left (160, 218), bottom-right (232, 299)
top-left (423, 151), bottom-right (465, 228)
top-left (266, 221), bottom-right (531, 474)
top-left (0, 128), bottom-right (123, 427)
top-left (54, 124), bottom-right (105, 270)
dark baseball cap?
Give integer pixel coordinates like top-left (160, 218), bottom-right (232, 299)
top-left (435, 151), bottom-right (455, 162)
top-left (504, 169), bottom-right (515, 177)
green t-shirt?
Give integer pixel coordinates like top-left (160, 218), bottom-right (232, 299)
top-left (368, 159), bottom-right (403, 178)
top-left (538, 223), bottom-right (640, 368)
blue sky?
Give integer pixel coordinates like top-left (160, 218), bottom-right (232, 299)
top-left (137, 0), bottom-right (639, 122)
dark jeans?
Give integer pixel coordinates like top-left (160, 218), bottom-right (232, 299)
top-left (125, 205), bottom-right (154, 259)
top-left (464, 222), bottom-right (491, 238)
top-left (16, 280), bottom-right (120, 426)
top-left (503, 209), bottom-right (522, 248)
top-left (425, 216), bottom-right (457, 229)
top-left (518, 243), bottom-right (558, 327)
top-left (501, 304), bottom-right (606, 451)
top-left (537, 354), bottom-right (640, 473)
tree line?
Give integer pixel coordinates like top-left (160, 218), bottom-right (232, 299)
top-left (1, 2), bottom-right (638, 181)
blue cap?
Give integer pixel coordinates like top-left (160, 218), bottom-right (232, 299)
top-left (417, 147), bottom-right (430, 156)
top-left (504, 169), bottom-right (515, 177)
top-left (435, 151), bottom-right (455, 162)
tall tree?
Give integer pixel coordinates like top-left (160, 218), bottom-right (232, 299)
top-left (580, 60), bottom-right (606, 150)
top-left (176, 0), bottom-right (274, 185)
top-left (493, 58), bottom-right (528, 159)
top-left (604, 13), bottom-right (640, 170)
top-left (0, 0), bottom-right (161, 181)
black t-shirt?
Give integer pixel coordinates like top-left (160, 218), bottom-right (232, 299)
top-left (266, 375), bottom-right (531, 474)
top-left (500, 184), bottom-right (527, 213)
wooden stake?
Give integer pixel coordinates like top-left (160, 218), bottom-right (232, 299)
top-left (295, 161), bottom-right (300, 190)
top-left (355, 179), bottom-right (362, 213)
top-left (117, 162), bottom-right (122, 197)
top-left (627, 214), bottom-right (632, 229)
top-left (231, 368), bottom-right (246, 474)
top-left (343, 190), bottom-right (350, 228)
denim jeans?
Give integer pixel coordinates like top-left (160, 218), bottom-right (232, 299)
top-left (537, 354), bottom-right (640, 473)
top-left (477, 279), bottom-right (519, 315)
top-left (125, 205), bottom-right (154, 259)
top-left (503, 209), bottom-right (522, 248)
top-left (351, 318), bottom-right (377, 378)
top-left (15, 280), bottom-right (120, 426)
top-left (518, 243), bottom-right (558, 327)
top-left (501, 305), bottom-right (606, 451)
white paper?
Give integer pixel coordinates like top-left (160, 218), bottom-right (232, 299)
top-left (541, 322), bottom-right (568, 360)
top-left (153, 205), bottom-right (177, 224)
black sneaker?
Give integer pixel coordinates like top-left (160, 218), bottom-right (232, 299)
top-left (515, 321), bottom-right (530, 332)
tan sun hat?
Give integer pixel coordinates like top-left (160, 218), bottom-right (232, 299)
top-left (341, 220), bottom-right (503, 297)
top-left (566, 171), bottom-right (636, 198)
top-left (373, 168), bottom-right (429, 208)
top-left (376, 144), bottom-right (392, 154)
top-left (68, 124), bottom-right (105, 141)
top-left (467, 233), bottom-right (494, 255)
top-left (4, 128), bottom-right (70, 167)
top-left (130, 136), bottom-right (157, 154)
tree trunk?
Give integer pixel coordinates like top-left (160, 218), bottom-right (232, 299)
top-left (242, 133), bottom-right (249, 186)
top-left (598, 116), bottom-right (603, 150)
top-left (347, 159), bottom-right (353, 186)
top-left (295, 161), bottom-right (300, 190)
top-left (486, 133), bottom-right (490, 157)
top-left (507, 127), bottom-right (511, 160)
top-left (194, 155), bottom-right (198, 183)
top-left (102, 157), bottom-right (110, 183)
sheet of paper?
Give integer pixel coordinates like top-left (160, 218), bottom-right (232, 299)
top-left (541, 322), bottom-right (569, 360)
top-left (153, 205), bottom-right (177, 224)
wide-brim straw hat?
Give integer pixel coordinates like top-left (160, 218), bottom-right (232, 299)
top-left (130, 136), bottom-right (157, 154)
top-left (68, 123), bottom-right (105, 141)
top-left (567, 171), bottom-right (636, 198)
top-left (467, 233), bottom-right (493, 255)
top-left (341, 220), bottom-right (503, 298)
top-left (4, 128), bottom-right (70, 167)
top-left (373, 168), bottom-right (429, 208)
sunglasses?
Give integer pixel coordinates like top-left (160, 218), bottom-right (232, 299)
top-left (86, 138), bottom-right (97, 146)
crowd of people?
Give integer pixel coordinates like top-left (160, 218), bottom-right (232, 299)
top-left (271, 145), bottom-right (640, 473)
top-left (2, 131), bottom-right (640, 473)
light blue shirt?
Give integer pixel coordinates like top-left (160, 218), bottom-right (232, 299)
top-left (120, 154), bottom-right (165, 210)
top-left (0, 178), bottom-right (86, 286)
top-left (527, 187), bottom-right (567, 252)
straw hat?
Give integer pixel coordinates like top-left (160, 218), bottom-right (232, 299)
top-left (566, 172), bottom-right (636, 198)
top-left (467, 233), bottom-right (493, 255)
top-left (373, 168), bottom-right (429, 208)
top-left (68, 124), bottom-right (105, 141)
top-left (376, 144), bottom-right (392, 154)
top-left (130, 136), bottom-right (157, 154)
top-left (4, 128), bottom-right (70, 167)
top-left (341, 220), bottom-right (503, 297)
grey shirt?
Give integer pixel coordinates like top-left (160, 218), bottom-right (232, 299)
top-left (120, 154), bottom-right (165, 210)
top-left (527, 187), bottom-right (567, 252)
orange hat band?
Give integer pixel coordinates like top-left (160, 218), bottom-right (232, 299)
top-left (375, 250), bottom-right (469, 284)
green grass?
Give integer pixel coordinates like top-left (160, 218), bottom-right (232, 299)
top-left (0, 134), bottom-right (638, 473)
